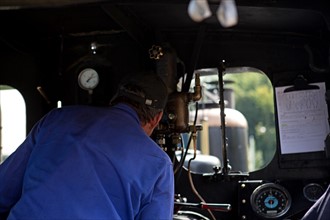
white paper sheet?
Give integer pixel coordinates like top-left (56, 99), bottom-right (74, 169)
top-left (275, 82), bottom-right (329, 154)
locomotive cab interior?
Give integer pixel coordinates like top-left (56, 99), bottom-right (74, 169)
top-left (1, 0), bottom-right (330, 219)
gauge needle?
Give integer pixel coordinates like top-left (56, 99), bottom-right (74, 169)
top-left (87, 75), bottom-right (95, 82)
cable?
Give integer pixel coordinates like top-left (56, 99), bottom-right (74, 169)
top-left (187, 125), bottom-right (216, 220)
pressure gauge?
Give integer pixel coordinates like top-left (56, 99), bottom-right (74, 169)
top-left (78, 68), bottom-right (99, 91)
top-left (250, 183), bottom-right (291, 218)
top-left (303, 183), bottom-right (325, 202)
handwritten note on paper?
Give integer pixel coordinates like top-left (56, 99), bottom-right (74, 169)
top-left (275, 82), bottom-right (329, 154)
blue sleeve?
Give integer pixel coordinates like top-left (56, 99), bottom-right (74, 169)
top-left (137, 163), bottom-right (174, 220)
top-left (0, 110), bottom-right (54, 215)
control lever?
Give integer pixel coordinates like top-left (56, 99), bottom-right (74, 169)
top-left (174, 201), bottom-right (231, 212)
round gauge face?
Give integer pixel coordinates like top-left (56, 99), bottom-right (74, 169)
top-left (78, 68), bottom-right (99, 90)
top-left (303, 183), bottom-right (325, 202)
top-left (250, 183), bottom-right (291, 218)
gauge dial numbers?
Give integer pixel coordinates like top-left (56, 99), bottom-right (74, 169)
top-left (78, 68), bottom-right (99, 91)
top-left (250, 183), bottom-right (291, 218)
top-left (303, 183), bottom-right (325, 202)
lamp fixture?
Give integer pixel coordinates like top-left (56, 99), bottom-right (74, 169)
top-left (216, 0), bottom-right (238, 28)
top-left (187, 0), bottom-right (238, 28)
top-left (188, 0), bottom-right (212, 22)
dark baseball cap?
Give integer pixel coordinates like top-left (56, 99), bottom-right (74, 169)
top-left (114, 71), bottom-right (168, 109)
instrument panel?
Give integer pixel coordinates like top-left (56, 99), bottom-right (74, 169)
top-left (237, 180), bottom-right (327, 220)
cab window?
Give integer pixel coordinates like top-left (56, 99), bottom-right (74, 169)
top-left (188, 67), bottom-right (276, 172)
top-left (0, 85), bottom-right (26, 163)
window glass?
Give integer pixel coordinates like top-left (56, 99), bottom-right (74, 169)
top-left (0, 85), bottom-right (26, 163)
top-left (187, 67), bottom-right (276, 172)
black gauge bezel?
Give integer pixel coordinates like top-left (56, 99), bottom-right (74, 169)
top-left (250, 183), bottom-right (292, 219)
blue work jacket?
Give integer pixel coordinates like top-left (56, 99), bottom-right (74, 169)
top-left (0, 103), bottom-right (174, 220)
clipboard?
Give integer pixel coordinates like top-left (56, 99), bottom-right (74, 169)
top-left (275, 76), bottom-right (329, 154)
top-left (283, 75), bottom-right (319, 92)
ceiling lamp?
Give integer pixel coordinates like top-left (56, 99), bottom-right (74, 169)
top-left (187, 0), bottom-right (238, 28)
top-left (216, 0), bottom-right (238, 27)
top-left (188, 0), bottom-right (212, 22)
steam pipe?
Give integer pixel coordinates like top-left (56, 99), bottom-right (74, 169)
top-left (304, 44), bottom-right (330, 73)
top-left (188, 73), bottom-right (202, 101)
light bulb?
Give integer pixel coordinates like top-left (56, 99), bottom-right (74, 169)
top-left (217, 0), bottom-right (238, 28)
top-left (188, 0), bottom-right (212, 22)
top-left (90, 42), bottom-right (97, 54)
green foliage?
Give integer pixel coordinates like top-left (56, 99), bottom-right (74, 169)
top-left (224, 72), bottom-right (276, 169)
top-left (0, 85), bottom-right (13, 90)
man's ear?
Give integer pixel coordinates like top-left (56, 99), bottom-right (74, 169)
top-left (142, 111), bottom-right (164, 136)
top-left (151, 111), bottom-right (163, 127)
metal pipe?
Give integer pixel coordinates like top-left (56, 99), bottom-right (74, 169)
top-left (217, 60), bottom-right (229, 175)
